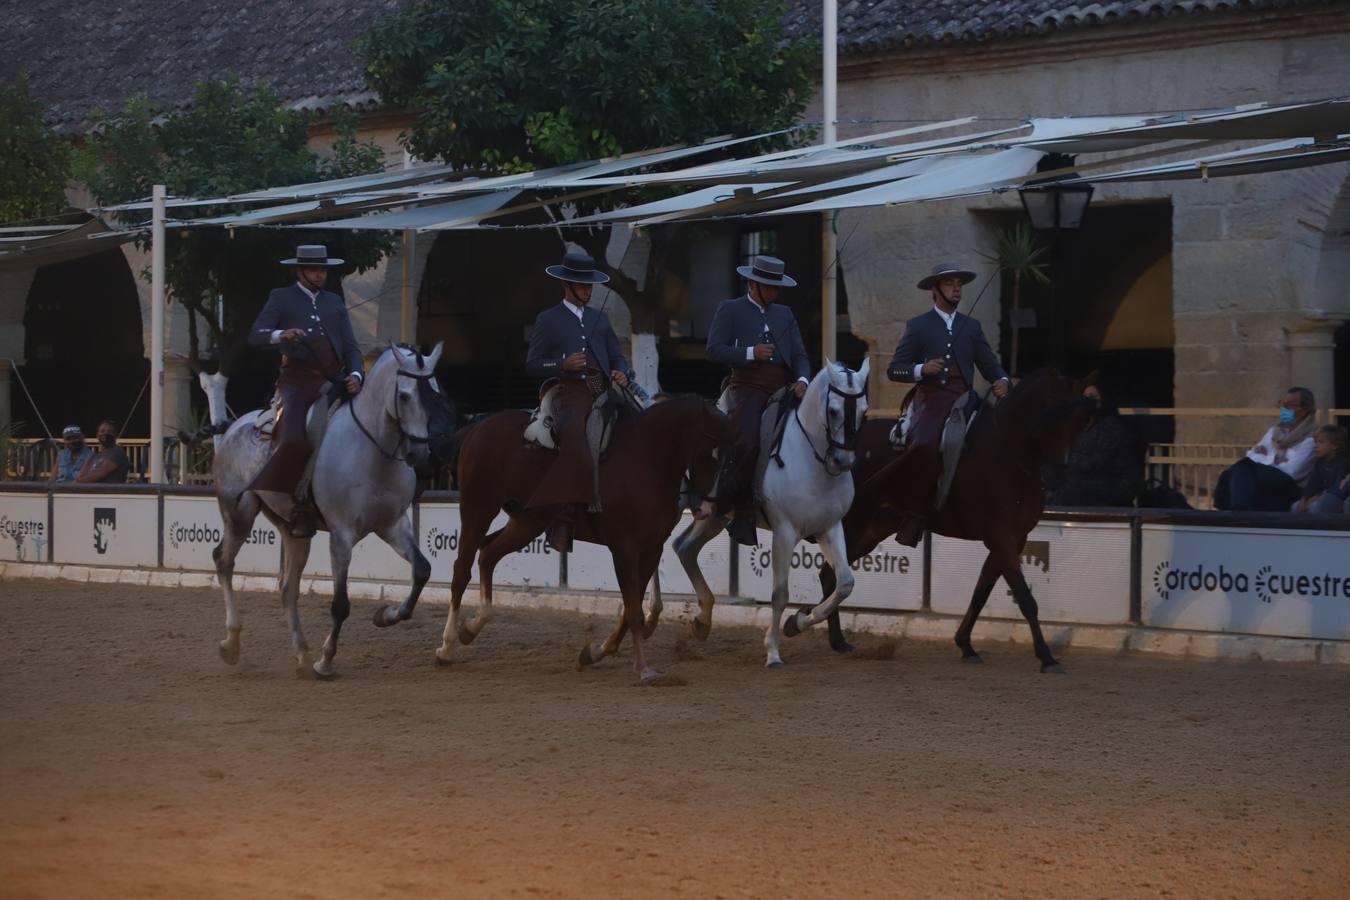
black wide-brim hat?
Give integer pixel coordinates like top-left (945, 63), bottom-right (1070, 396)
top-left (917, 262), bottom-right (976, 290)
top-left (736, 254), bottom-right (797, 288)
top-left (280, 244), bottom-right (345, 266)
top-left (545, 250), bottom-right (610, 284)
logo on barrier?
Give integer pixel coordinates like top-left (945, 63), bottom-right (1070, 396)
top-left (747, 545), bottom-right (910, 580)
top-left (1152, 559), bottom-right (1349, 603)
top-left (167, 521), bottom-right (276, 550)
top-left (93, 507), bottom-right (116, 555)
top-left (424, 526), bottom-right (458, 559)
top-left (1, 514), bottom-right (45, 559)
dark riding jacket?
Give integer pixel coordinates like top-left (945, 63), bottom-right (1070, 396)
top-left (526, 302), bottom-right (632, 382)
top-left (705, 296), bottom-right (811, 381)
top-left (886, 308), bottom-right (1007, 388)
top-left (249, 283), bottom-right (364, 378)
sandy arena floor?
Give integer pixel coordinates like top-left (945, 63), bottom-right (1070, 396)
top-left (1, 577), bottom-right (1347, 899)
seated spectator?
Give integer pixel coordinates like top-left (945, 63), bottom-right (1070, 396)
top-left (1293, 425), bottom-right (1350, 515)
top-left (50, 425), bottom-right (92, 483)
top-left (76, 419), bottom-right (130, 484)
top-left (1044, 384), bottom-right (1145, 507)
top-left (1215, 387), bottom-right (1317, 511)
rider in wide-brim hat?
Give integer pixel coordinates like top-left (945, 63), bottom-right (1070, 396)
top-left (916, 262), bottom-right (976, 291)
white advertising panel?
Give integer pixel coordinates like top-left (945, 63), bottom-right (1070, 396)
top-left (1142, 524), bottom-right (1350, 640)
top-left (300, 526), bottom-right (413, 582)
top-left (0, 493), bottom-right (49, 563)
top-left (930, 522), bottom-right (1131, 625)
top-left (542, 513), bottom-right (732, 596)
top-left (737, 532), bottom-right (924, 611)
top-left (163, 495), bottom-right (282, 573)
top-left (418, 504), bottom-right (560, 589)
top-left (53, 493), bottom-right (159, 568)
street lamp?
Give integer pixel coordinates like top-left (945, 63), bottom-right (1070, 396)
top-left (1017, 153), bottom-right (1094, 367)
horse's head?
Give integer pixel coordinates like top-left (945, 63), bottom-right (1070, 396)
top-left (1006, 369), bottom-right (1096, 464)
top-left (806, 358), bottom-right (870, 475)
top-left (379, 341), bottom-right (445, 471)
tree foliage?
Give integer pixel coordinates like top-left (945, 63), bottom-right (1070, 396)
top-left (361, 0), bottom-right (816, 340)
top-left (362, 0), bottom-right (816, 172)
top-left (75, 78), bottom-right (392, 373)
top-left (0, 75), bottom-right (72, 223)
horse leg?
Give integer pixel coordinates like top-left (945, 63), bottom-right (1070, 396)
top-left (277, 533), bottom-right (313, 677)
top-left (783, 523), bottom-right (853, 636)
top-left (462, 517), bottom-right (540, 645)
top-left (1001, 545), bottom-right (1064, 674)
top-left (819, 565), bottom-right (854, 653)
top-left (764, 526), bottom-right (797, 668)
top-left (618, 550), bottom-right (661, 683)
top-left (437, 521), bottom-right (499, 664)
top-left (953, 552), bottom-right (1001, 663)
top-left (313, 531), bottom-right (353, 680)
top-left (642, 568), bottom-right (663, 639)
top-left (578, 603), bottom-right (630, 669)
top-left (673, 515), bottom-right (725, 641)
top-left (214, 493), bottom-right (259, 665)
top-left (372, 514), bottom-right (430, 627)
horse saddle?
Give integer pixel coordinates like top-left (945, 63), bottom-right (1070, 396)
top-left (253, 392), bottom-right (282, 440)
top-left (889, 387), bottom-right (982, 510)
top-left (254, 383), bottom-right (343, 447)
top-left (524, 383), bottom-right (631, 513)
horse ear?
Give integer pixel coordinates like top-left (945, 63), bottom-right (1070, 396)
top-left (857, 356), bottom-right (871, 382)
top-left (427, 341), bottom-right (444, 368)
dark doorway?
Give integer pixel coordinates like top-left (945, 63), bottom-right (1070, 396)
top-left (989, 203), bottom-right (1175, 410)
top-left (17, 249), bottom-right (148, 438)
top-left (1336, 321), bottom-right (1349, 410)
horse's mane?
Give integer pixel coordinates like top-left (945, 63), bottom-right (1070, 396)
top-left (968, 368), bottom-right (1078, 444)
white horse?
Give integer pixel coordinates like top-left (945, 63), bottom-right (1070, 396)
top-left (675, 360), bottom-right (869, 667)
top-left (211, 343), bottom-right (445, 679)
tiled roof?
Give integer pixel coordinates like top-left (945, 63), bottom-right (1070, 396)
top-left (783, 0), bottom-right (1343, 53)
top-left (3, 0), bottom-right (1342, 132)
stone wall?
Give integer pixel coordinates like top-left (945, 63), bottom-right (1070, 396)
top-left (810, 9), bottom-right (1350, 438)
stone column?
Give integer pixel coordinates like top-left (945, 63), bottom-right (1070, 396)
top-left (163, 356), bottom-right (196, 436)
top-left (1284, 317), bottom-right (1341, 415)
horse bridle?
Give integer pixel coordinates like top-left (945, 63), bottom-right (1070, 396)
top-left (349, 369), bottom-right (437, 463)
top-left (794, 376), bottom-right (867, 477)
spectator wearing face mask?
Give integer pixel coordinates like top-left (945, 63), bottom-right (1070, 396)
top-left (75, 419), bottom-right (130, 484)
top-left (1215, 387), bottom-right (1318, 511)
top-left (51, 425), bottom-right (93, 483)
top-left (1292, 425), bottom-right (1350, 515)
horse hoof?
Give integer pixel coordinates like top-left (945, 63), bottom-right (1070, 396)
top-left (457, 623), bottom-right (478, 646)
top-left (638, 668), bottom-right (663, 685)
top-left (372, 605), bottom-right (399, 628)
top-left (218, 640), bottom-right (240, 666)
top-left (782, 613), bottom-right (802, 639)
top-left (641, 617), bottom-right (660, 640)
top-left (690, 618), bottom-right (710, 641)
top-left (961, 652), bottom-right (984, 664)
top-left (578, 644), bottom-right (598, 668)
top-left (433, 647), bottom-right (453, 668)
top-left (1041, 662), bottom-right (1067, 675)
top-left (312, 659), bottom-right (336, 681)
top-left (830, 640), bottom-right (856, 655)
top-left (765, 658), bottom-right (785, 669)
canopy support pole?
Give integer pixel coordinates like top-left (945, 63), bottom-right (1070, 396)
top-left (150, 185), bottom-right (166, 484)
top-left (820, 0), bottom-right (838, 364)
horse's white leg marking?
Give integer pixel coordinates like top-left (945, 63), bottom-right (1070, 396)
top-left (764, 525), bottom-right (798, 668)
top-left (793, 523), bottom-right (854, 631)
top-left (214, 499), bottom-right (255, 666)
top-left (278, 533), bottom-right (313, 677)
top-left (674, 516), bottom-right (724, 639)
top-left (642, 569), bottom-right (664, 639)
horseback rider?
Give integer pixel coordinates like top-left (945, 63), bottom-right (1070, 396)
top-left (886, 261), bottom-right (1009, 544)
top-left (524, 250), bottom-right (633, 553)
top-left (247, 245), bottom-right (364, 538)
top-left (704, 255), bottom-right (810, 545)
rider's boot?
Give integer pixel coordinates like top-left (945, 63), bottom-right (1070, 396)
top-left (728, 508), bottom-right (758, 546)
top-left (289, 494), bottom-right (319, 538)
top-left (545, 504), bottom-right (578, 553)
top-left (893, 512), bottom-right (925, 548)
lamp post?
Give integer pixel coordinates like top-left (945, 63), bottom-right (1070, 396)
top-left (1018, 153), bottom-right (1093, 367)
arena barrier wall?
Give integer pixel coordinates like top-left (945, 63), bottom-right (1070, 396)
top-left (2, 485), bottom-right (1348, 645)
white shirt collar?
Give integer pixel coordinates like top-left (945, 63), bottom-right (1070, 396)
top-left (563, 299), bottom-right (586, 320)
top-left (296, 281), bottom-right (318, 303)
top-left (933, 304), bottom-right (957, 330)
top-left (746, 293), bottom-right (768, 313)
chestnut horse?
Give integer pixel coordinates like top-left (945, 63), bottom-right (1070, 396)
top-left (437, 395), bottom-right (729, 681)
top-left (819, 369), bottom-right (1094, 672)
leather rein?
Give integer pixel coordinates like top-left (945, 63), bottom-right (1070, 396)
top-left (349, 369), bottom-right (437, 463)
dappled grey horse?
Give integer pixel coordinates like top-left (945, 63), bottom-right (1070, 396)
top-left (212, 343), bottom-right (445, 679)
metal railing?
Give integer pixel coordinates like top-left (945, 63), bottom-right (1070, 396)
top-left (2, 438), bottom-right (213, 485)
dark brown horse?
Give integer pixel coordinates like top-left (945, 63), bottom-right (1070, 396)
top-left (436, 395), bottom-right (729, 681)
top-left (820, 369), bottom-right (1094, 672)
